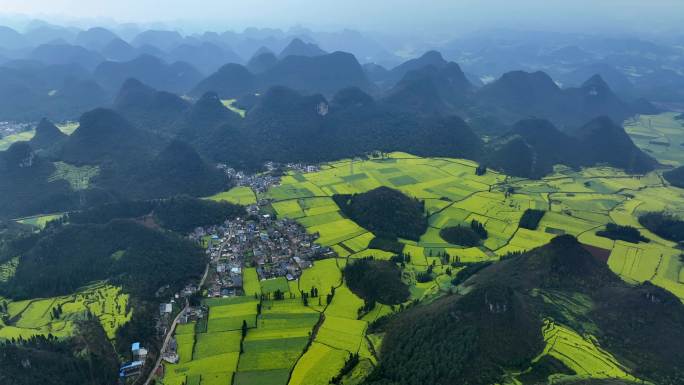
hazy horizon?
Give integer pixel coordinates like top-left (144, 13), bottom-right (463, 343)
top-left (2, 0), bottom-right (684, 37)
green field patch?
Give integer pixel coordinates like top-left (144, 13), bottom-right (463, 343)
top-left (176, 323), bottom-right (196, 335)
top-left (316, 315), bottom-right (367, 353)
top-left (177, 333), bottom-right (195, 363)
top-left (48, 161), bottom-right (99, 190)
top-left (16, 213), bottom-right (64, 229)
top-left (342, 173), bottom-right (369, 182)
top-left (244, 327), bottom-right (313, 341)
top-left (193, 330), bottom-right (242, 359)
top-left (271, 200), bottom-right (305, 218)
top-left (2, 283), bottom-right (130, 340)
top-left (0, 257), bottom-right (18, 283)
top-left (199, 372), bottom-right (234, 385)
top-left (203, 296), bottom-right (256, 307)
top-left (625, 112), bottom-right (684, 166)
top-left (165, 352), bottom-right (239, 378)
top-left (299, 258), bottom-right (342, 297)
top-left (206, 186), bottom-right (257, 206)
top-left (243, 268), bottom-right (261, 297)
top-left (289, 342), bottom-right (349, 385)
top-left (265, 185), bottom-right (315, 201)
top-left (209, 302), bottom-right (259, 320)
top-left (0, 130), bottom-right (34, 151)
top-left (308, 219), bottom-right (367, 246)
top-left (388, 175), bottom-right (419, 186)
top-left (237, 337), bottom-right (309, 371)
top-left (260, 277), bottom-right (290, 295)
top-left (257, 312), bottom-right (320, 330)
top-left (349, 248), bottom-right (396, 260)
top-left (208, 315), bottom-right (256, 332)
top-left (233, 369), bottom-right (289, 385)
top-left (324, 285), bottom-right (365, 319)
top-left (296, 211), bottom-right (343, 228)
top-left (342, 232), bottom-right (375, 252)
top-left (608, 242), bottom-right (672, 284)
top-left (532, 320), bottom-right (638, 382)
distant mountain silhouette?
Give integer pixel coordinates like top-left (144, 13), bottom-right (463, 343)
top-left (74, 27), bottom-right (119, 51)
top-left (131, 29), bottom-right (183, 51)
top-left (191, 63), bottom-right (257, 98)
top-left (101, 38), bottom-right (137, 61)
top-left (387, 50), bottom-right (449, 85)
top-left (260, 51), bottom-right (370, 95)
top-left (29, 118), bottom-right (67, 151)
top-left (59, 108), bottom-right (158, 167)
top-left (127, 139), bottom-right (228, 199)
top-left (569, 116), bottom-right (658, 173)
top-left (194, 85), bottom-right (483, 169)
top-left (0, 63), bottom-right (107, 121)
top-left (246, 51), bottom-right (278, 73)
top-left (0, 142), bottom-right (76, 218)
top-left (28, 43), bottom-right (104, 70)
top-left (384, 62), bottom-right (472, 113)
top-left (0, 26), bottom-right (28, 50)
top-left (93, 54), bottom-right (203, 94)
top-left (193, 51), bottom-right (370, 97)
top-left (167, 42), bottom-right (242, 74)
top-left (486, 117), bottom-right (657, 178)
top-left (478, 71), bottom-right (641, 128)
top-left (113, 78), bottom-right (191, 134)
top-left (176, 91), bottom-right (242, 140)
top-left (278, 38), bottom-right (327, 59)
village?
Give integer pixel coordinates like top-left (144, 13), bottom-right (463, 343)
top-left (217, 161), bottom-right (319, 195)
top-left (0, 121), bottom-right (33, 139)
top-left (121, 162), bottom-right (329, 380)
top-left (150, 209), bottom-right (333, 370)
top-left (196, 209), bottom-right (330, 298)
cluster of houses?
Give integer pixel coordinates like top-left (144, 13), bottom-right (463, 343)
top-left (216, 161), bottom-right (320, 195)
top-left (0, 121), bottom-right (32, 139)
top-left (194, 212), bottom-right (333, 299)
top-left (216, 164), bottom-right (281, 194)
top-left (119, 342), bottom-right (148, 378)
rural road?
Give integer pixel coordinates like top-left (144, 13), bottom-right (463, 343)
top-left (142, 249), bottom-right (213, 385)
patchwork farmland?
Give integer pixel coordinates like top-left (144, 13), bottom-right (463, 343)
top-left (158, 151), bottom-right (684, 385)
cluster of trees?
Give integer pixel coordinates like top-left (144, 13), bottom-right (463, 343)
top-left (334, 187), bottom-right (427, 241)
top-left (330, 353), bottom-right (360, 384)
top-left (68, 195), bottom-right (245, 233)
top-left (450, 262), bottom-right (493, 286)
top-left (1, 219), bottom-right (207, 300)
top-left (0, 320), bottom-right (119, 385)
top-left (519, 209), bottom-right (546, 230)
top-left (638, 212), bottom-right (684, 243)
top-left (368, 237), bottom-right (405, 254)
top-left (596, 223), bottom-right (650, 244)
top-left (300, 287), bottom-right (321, 306)
top-left (364, 285), bottom-right (544, 385)
top-left (344, 258), bottom-right (409, 305)
top-left (439, 220), bottom-right (488, 247)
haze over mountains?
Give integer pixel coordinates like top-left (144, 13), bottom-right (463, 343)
top-left (1, 20), bottom-right (675, 219)
top-left (1, 21), bottom-right (683, 122)
top-left (2, 3), bottom-right (684, 385)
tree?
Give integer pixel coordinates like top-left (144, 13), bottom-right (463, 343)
top-left (241, 320), bottom-right (248, 338)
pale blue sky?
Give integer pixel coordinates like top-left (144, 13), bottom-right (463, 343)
top-left (2, 0), bottom-right (683, 35)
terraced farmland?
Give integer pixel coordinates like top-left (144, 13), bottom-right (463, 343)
top-left (0, 283), bottom-right (131, 340)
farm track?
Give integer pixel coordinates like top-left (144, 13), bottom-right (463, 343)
top-left (142, 252), bottom-right (211, 385)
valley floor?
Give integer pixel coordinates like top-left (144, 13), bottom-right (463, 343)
top-left (157, 150), bottom-right (684, 385)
